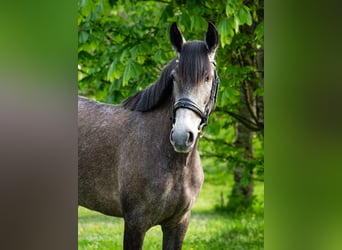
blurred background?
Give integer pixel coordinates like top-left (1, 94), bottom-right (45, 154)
top-left (2, 0), bottom-right (342, 249)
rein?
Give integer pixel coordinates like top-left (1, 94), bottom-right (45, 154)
top-left (173, 61), bottom-right (220, 132)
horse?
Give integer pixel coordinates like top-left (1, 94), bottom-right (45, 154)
top-left (78, 22), bottom-right (219, 250)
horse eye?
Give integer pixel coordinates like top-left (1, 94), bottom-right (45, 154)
top-left (172, 74), bottom-right (179, 83)
top-left (205, 74), bottom-right (210, 82)
top-left (171, 70), bottom-right (178, 82)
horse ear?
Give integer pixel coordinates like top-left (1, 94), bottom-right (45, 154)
top-left (205, 22), bottom-right (219, 56)
top-left (170, 23), bottom-right (185, 53)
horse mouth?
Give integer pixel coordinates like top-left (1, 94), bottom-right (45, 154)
top-left (171, 143), bottom-right (194, 153)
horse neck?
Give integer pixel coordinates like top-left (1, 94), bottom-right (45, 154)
top-left (148, 96), bottom-right (174, 140)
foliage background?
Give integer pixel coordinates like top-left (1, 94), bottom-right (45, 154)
top-left (78, 0), bottom-right (264, 211)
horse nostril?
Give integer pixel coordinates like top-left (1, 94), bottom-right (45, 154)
top-left (187, 131), bottom-right (194, 145)
top-left (170, 130), bottom-right (175, 142)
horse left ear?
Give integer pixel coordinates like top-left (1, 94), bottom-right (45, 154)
top-left (170, 22), bottom-right (186, 53)
top-left (205, 22), bottom-right (219, 56)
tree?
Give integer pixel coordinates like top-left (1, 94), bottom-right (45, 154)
top-left (221, 0), bottom-right (264, 210)
top-left (78, 0), bottom-right (264, 211)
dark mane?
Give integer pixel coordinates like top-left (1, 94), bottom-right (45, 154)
top-left (123, 42), bottom-right (211, 112)
top-left (178, 41), bottom-right (211, 85)
top-left (122, 59), bottom-right (177, 111)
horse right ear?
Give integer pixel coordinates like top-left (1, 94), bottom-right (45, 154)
top-left (205, 22), bottom-right (219, 60)
top-left (170, 23), bottom-right (185, 53)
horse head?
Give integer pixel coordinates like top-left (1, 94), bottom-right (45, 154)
top-left (169, 22), bottom-right (219, 153)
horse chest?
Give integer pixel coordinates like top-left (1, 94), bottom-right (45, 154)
top-left (156, 165), bottom-right (203, 220)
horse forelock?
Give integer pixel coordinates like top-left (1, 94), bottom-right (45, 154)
top-left (178, 41), bottom-right (211, 85)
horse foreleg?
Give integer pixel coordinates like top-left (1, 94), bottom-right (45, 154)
top-left (161, 212), bottom-right (190, 250)
top-left (123, 220), bottom-right (146, 250)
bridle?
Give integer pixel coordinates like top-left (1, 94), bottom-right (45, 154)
top-left (172, 61), bottom-right (220, 132)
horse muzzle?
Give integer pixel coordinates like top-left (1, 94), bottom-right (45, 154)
top-left (170, 104), bottom-right (203, 153)
top-left (170, 128), bottom-right (195, 153)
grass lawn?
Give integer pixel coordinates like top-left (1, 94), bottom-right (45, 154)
top-left (78, 163), bottom-right (264, 249)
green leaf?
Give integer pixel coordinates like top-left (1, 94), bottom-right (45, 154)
top-left (79, 31), bottom-right (89, 44)
top-left (108, 79), bottom-right (121, 93)
top-left (254, 87), bottom-right (264, 97)
top-left (220, 87), bottom-right (240, 106)
top-left (122, 60), bottom-right (142, 86)
top-left (179, 10), bottom-right (191, 31)
top-left (80, 0), bottom-right (87, 9)
top-left (78, 50), bottom-right (92, 60)
top-left (108, 0), bottom-right (118, 7)
top-left (226, 0), bottom-right (242, 17)
top-left (218, 18), bottom-right (234, 47)
top-left (95, 79), bottom-right (104, 90)
top-left (237, 6), bottom-right (252, 26)
top-left (233, 16), bottom-right (240, 33)
top-left (190, 15), bottom-right (207, 31)
top-left (122, 62), bottom-right (133, 86)
top-left (255, 21), bottom-right (264, 45)
top-left (226, 87), bottom-right (240, 99)
top-left (107, 59), bottom-right (118, 81)
top-left (225, 2), bottom-right (234, 17)
top-left (119, 49), bottom-right (129, 63)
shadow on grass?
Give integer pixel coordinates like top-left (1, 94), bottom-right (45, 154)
top-left (201, 228), bottom-right (264, 250)
top-left (192, 204), bottom-right (264, 218)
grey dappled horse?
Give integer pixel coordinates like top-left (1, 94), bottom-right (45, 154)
top-left (78, 22), bottom-right (219, 250)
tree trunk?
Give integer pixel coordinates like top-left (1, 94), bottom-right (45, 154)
top-left (227, 47), bottom-right (263, 210)
top-left (256, 46), bottom-right (264, 136)
top-left (225, 0), bottom-right (264, 211)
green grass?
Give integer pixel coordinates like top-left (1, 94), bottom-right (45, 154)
top-left (78, 165), bottom-right (264, 249)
